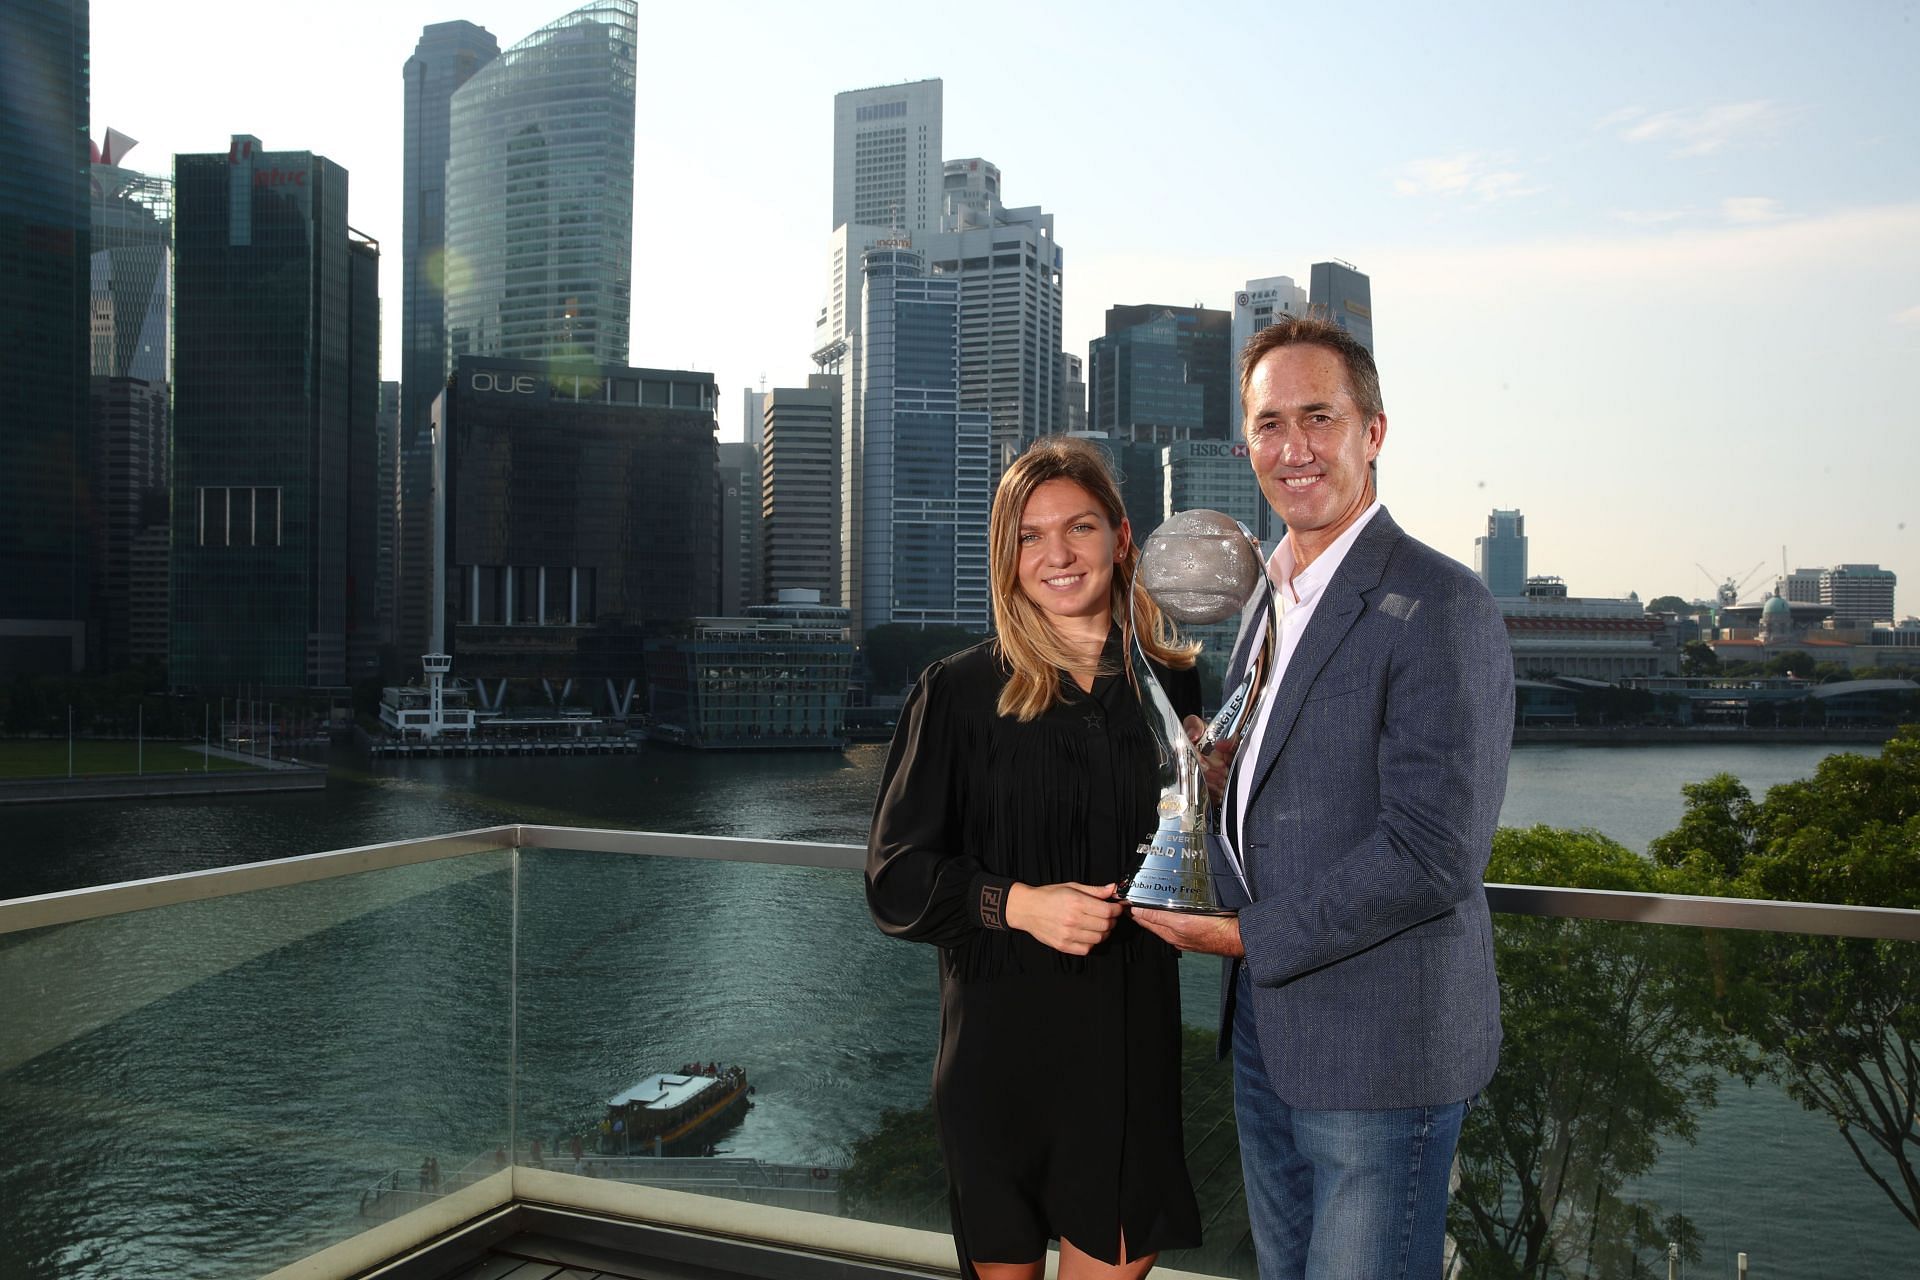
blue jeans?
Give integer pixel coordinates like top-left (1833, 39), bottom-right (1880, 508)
top-left (1232, 970), bottom-right (1467, 1280)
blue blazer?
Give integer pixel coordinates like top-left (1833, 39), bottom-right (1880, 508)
top-left (1213, 508), bottom-right (1513, 1109)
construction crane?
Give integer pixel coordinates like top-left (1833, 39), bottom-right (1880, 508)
top-left (1696, 561), bottom-right (1768, 609)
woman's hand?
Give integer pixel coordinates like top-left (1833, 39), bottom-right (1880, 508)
top-left (1005, 881), bottom-right (1124, 955)
top-left (1183, 715), bottom-right (1236, 806)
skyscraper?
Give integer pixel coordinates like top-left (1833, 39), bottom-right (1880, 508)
top-left (1820, 565), bottom-right (1897, 625)
top-left (1088, 304), bottom-right (1233, 442)
top-left (440, 358), bottom-right (717, 714)
top-left (1309, 259), bottom-right (1374, 354)
top-left (717, 441), bottom-right (762, 615)
top-left (761, 377), bottom-right (840, 605)
top-left (833, 79), bottom-right (943, 234)
top-left (89, 134), bottom-right (170, 385)
top-left (402, 20), bottom-right (498, 436)
top-left (922, 168), bottom-right (1064, 465)
top-left (398, 21), bottom-right (498, 669)
top-left (1, 0), bottom-right (90, 676)
top-left (1062, 352), bottom-right (1087, 434)
top-left (854, 247), bottom-right (989, 637)
top-left (169, 136), bottom-right (380, 690)
top-left (1476, 509), bottom-right (1527, 598)
top-left (444, 0), bottom-right (636, 369)
top-left (88, 133), bottom-right (173, 672)
top-left (1229, 274), bottom-right (1308, 437)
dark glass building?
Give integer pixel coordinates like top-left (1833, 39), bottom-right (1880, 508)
top-left (439, 357), bottom-right (718, 716)
top-left (169, 136), bottom-right (381, 691)
top-left (1309, 260), bottom-right (1374, 355)
top-left (399, 21), bottom-right (498, 670)
top-left (87, 142), bottom-right (172, 672)
top-left (1088, 303), bottom-right (1233, 443)
top-left (0, 0), bottom-right (91, 676)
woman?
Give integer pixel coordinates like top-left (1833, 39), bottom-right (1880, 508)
top-left (866, 437), bottom-right (1204, 1280)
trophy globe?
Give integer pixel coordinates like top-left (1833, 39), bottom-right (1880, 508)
top-left (1136, 510), bottom-right (1265, 627)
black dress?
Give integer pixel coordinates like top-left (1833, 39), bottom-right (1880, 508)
top-left (866, 637), bottom-right (1204, 1274)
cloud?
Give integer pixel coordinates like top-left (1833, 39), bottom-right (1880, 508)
top-left (1610, 207), bottom-right (1694, 226)
top-left (1895, 305), bottom-right (1920, 326)
top-left (1721, 196), bottom-right (1784, 224)
top-left (1602, 100), bottom-right (1785, 157)
top-left (1392, 152), bottom-right (1545, 203)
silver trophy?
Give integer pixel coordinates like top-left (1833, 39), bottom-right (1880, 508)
top-left (1120, 510), bottom-right (1281, 914)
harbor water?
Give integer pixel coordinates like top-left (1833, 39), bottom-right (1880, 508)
top-left (0, 740), bottom-right (1909, 1276)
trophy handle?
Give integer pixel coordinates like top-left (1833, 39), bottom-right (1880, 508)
top-left (1127, 589), bottom-right (1205, 818)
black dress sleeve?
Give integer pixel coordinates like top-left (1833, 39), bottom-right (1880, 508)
top-left (866, 661), bottom-right (1015, 947)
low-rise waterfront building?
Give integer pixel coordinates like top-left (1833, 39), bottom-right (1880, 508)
top-left (644, 591), bottom-right (854, 749)
top-left (1499, 578), bottom-right (1678, 681)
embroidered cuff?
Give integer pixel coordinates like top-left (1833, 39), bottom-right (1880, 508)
top-left (971, 873), bottom-right (1014, 931)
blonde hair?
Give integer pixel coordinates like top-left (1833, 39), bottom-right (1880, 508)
top-left (989, 437), bottom-right (1196, 721)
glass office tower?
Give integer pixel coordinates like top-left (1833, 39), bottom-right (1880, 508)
top-left (443, 0), bottom-right (637, 369)
top-left (1309, 259), bottom-right (1374, 355)
top-left (0, 0), bottom-right (91, 676)
top-left (856, 247), bottom-right (990, 637)
top-left (89, 143), bottom-right (173, 671)
top-left (398, 22), bottom-right (498, 671)
top-left (170, 137), bottom-right (380, 690)
top-left (1089, 304), bottom-right (1233, 442)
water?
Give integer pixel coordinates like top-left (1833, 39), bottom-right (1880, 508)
top-left (0, 739), bottom-right (1906, 1276)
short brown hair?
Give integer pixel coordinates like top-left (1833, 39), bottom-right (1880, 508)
top-left (988, 436), bottom-right (1195, 721)
top-left (1238, 311), bottom-right (1383, 427)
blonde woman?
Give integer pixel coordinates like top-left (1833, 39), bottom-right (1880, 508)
top-left (867, 437), bottom-right (1203, 1280)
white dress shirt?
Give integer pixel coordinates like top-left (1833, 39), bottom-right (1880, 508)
top-left (1227, 502), bottom-right (1383, 862)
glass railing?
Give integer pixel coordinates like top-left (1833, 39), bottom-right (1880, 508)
top-left (2, 828), bottom-right (1915, 1280)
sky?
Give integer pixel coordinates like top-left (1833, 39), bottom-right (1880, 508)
top-left (88, 0), bottom-right (1919, 611)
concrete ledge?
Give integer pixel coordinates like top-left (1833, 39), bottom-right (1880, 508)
top-left (1513, 725), bottom-right (1894, 745)
top-left (262, 1168), bottom-right (1229, 1280)
top-left (0, 766), bottom-right (326, 805)
top-left (260, 1170), bottom-right (513, 1280)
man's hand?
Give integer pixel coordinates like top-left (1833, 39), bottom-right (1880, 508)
top-left (1133, 907), bottom-right (1245, 957)
top-left (1183, 714), bottom-right (1235, 807)
top-left (1006, 882), bottom-right (1124, 955)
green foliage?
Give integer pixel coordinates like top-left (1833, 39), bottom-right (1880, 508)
top-left (1645, 595), bottom-right (1695, 616)
top-left (1645, 729), bottom-right (1920, 1233)
top-left (1680, 640), bottom-right (1721, 676)
top-left (1762, 649), bottom-right (1815, 678)
top-left (839, 1103), bottom-right (948, 1226)
top-left (861, 625), bottom-right (985, 694)
top-left (1451, 827), bottom-right (1748, 1277)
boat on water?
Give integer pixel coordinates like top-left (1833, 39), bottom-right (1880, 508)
top-left (599, 1062), bottom-right (751, 1156)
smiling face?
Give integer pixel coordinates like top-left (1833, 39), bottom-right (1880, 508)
top-left (1015, 478), bottom-right (1129, 640)
top-left (1244, 343), bottom-right (1387, 570)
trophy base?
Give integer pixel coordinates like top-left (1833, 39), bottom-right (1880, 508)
top-left (1120, 882), bottom-right (1236, 916)
top-left (1120, 836), bottom-right (1236, 916)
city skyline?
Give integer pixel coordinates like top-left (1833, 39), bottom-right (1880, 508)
top-left (84, 0), bottom-right (1918, 608)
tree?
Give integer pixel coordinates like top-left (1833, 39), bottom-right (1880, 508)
top-left (1645, 595), bottom-right (1694, 616)
top-left (1763, 650), bottom-right (1815, 679)
top-left (1649, 732), bottom-right (1920, 1233)
top-left (1680, 641), bottom-right (1720, 677)
top-left (1450, 827), bottom-right (1750, 1278)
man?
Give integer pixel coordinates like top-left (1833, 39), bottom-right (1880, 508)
top-left (1134, 315), bottom-right (1512, 1279)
